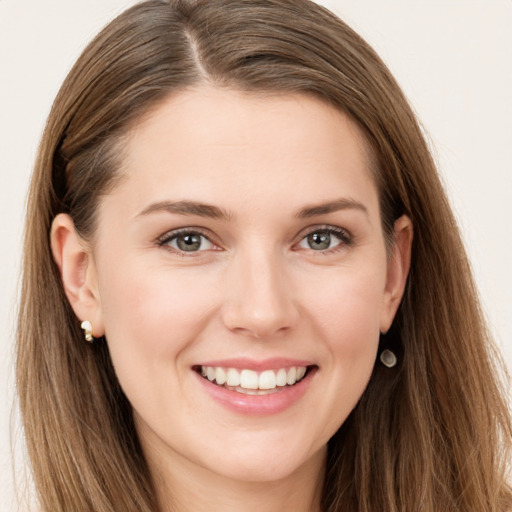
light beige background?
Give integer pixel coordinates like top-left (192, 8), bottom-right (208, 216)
top-left (1, 1), bottom-right (511, 510)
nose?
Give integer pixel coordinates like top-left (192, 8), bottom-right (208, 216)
top-left (221, 247), bottom-right (299, 339)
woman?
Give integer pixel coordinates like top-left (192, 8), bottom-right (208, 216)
top-left (16, 0), bottom-right (511, 510)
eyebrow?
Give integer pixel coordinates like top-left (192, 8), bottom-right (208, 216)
top-left (137, 200), bottom-right (231, 220)
top-left (295, 198), bottom-right (368, 218)
top-left (137, 197), bottom-right (368, 221)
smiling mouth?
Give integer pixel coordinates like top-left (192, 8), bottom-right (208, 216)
top-left (194, 365), bottom-right (314, 395)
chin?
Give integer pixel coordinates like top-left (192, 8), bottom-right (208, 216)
top-left (206, 450), bottom-right (323, 484)
top-left (192, 430), bottom-right (327, 485)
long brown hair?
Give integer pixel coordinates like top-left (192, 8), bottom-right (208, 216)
top-left (17, 0), bottom-right (511, 510)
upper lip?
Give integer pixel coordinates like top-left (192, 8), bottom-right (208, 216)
top-left (194, 357), bottom-right (315, 371)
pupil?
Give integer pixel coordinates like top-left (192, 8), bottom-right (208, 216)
top-left (177, 234), bottom-right (201, 251)
top-left (308, 232), bottom-right (330, 250)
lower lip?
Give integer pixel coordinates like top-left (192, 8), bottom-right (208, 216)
top-left (194, 368), bottom-right (316, 415)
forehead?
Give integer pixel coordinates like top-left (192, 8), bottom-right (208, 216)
top-left (106, 86), bottom-right (379, 220)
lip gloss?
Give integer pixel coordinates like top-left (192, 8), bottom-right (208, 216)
top-left (193, 363), bottom-right (317, 415)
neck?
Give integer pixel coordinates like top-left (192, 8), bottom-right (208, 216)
top-left (149, 446), bottom-right (326, 512)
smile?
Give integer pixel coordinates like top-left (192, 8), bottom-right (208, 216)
top-left (198, 365), bottom-right (308, 394)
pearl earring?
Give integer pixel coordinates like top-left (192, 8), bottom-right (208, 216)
top-left (380, 349), bottom-right (397, 368)
top-left (80, 320), bottom-right (94, 343)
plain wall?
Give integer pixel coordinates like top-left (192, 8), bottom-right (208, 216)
top-left (1, 1), bottom-right (511, 510)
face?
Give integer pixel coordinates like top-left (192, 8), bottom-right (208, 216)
top-left (56, 86), bottom-right (410, 488)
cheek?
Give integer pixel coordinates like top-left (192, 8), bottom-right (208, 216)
top-left (304, 264), bottom-right (386, 420)
top-left (97, 261), bottom-right (219, 383)
top-left (308, 261), bottom-right (387, 347)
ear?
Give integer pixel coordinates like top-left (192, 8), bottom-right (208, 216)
top-left (380, 215), bottom-right (413, 333)
top-left (50, 213), bottom-right (105, 338)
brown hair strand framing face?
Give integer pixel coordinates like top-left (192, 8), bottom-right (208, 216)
top-left (16, 0), bottom-right (512, 511)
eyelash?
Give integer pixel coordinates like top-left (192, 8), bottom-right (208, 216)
top-left (156, 228), bottom-right (218, 256)
top-left (156, 225), bottom-right (353, 256)
top-left (296, 226), bottom-right (353, 254)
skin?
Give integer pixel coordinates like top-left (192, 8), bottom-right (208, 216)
top-left (51, 86), bottom-right (412, 512)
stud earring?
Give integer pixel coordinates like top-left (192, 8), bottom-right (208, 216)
top-left (380, 349), bottom-right (397, 368)
top-left (80, 320), bottom-right (94, 343)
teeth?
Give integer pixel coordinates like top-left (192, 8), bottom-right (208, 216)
top-left (259, 370), bottom-right (276, 390)
top-left (200, 365), bottom-right (308, 391)
top-left (286, 367), bottom-right (297, 385)
top-left (276, 368), bottom-right (287, 387)
top-left (240, 370), bottom-right (259, 389)
top-left (215, 367), bottom-right (226, 385)
top-left (226, 368), bottom-right (240, 387)
top-left (297, 366), bottom-right (306, 380)
top-left (207, 366), bottom-right (216, 381)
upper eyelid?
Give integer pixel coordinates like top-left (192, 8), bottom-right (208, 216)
top-left (157, 227), bottom-right (217, 245)
top-left (295, 224), bottom-right (352, 240)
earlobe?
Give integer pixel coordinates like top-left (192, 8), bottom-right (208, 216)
top-left (380, 215), bottom-right (413, 333)
top-left (50, 213), bottom-right (105, 337)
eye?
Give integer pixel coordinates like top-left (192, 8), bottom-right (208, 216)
top-left (297, 227), bottom-right (351, 252)
top-left (159, 230), bottom-right (216, 253)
